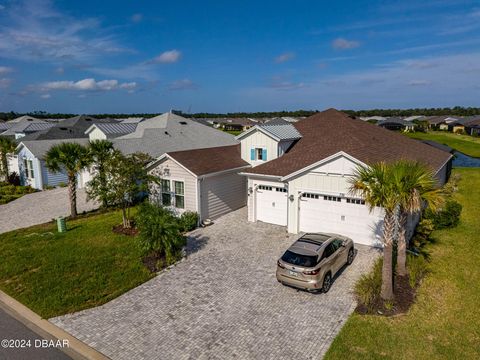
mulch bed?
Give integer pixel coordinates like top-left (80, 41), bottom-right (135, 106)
top-left (142, 252), bottom-right (166, 273)
top-left (355, 275), bottom-right (416, 316)
top-left (112, 224), bottom-right (139, 236)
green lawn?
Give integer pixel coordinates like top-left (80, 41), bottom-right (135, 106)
top-left (406, 131), bottom-right (480, 157)
top-left (325, 168), bottom-right (480, 360)
top-left (0, 209), bottom-right (153, 318)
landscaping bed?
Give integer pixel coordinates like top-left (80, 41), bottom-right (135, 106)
top-left (0, 182), bottom-right (36, 204)
top-left (325, 168), bottom-right (480, 359)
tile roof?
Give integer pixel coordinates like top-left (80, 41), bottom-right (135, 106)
top-left (244, 108), bottom-right (452, 177)
top-left (165, 145), bottom-right (250, 176)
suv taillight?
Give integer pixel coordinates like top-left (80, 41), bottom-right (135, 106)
top-left (303, 268), bottom-right (320, 275)
top-left (277, 260), bottom-right (285, 269)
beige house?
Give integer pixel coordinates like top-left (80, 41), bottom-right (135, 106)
top-left (148, 145), bottom-right (250, 221)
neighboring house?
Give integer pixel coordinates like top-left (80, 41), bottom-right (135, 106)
top-left (0, 116), bottom-right (53, 139)
top-left (464, 116), bottom-right (480, 136)
top-left (85, 123), bottom-right (138, 140)
top-left (15, 139), bottom-right (90, 189)
top-left (148, 145), bottom-right (250, 221)
top-left (238, 109), bottom-right (452, 247)
top-left (111, 112), bottom-right (238, 158)
top-left (377, 118), bottom-right (415, 131)
top-left (359, 116), bottom-right (386, 122)
top-left (427, 116), bottom-right (460, 130)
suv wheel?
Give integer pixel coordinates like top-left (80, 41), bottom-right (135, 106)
top-left (347, 248), bottom-right (354, 265)
top-left (322, 272), bottom-right (332, 293)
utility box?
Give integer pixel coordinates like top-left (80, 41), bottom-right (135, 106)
top-left (57, 216), bottom-right (67, 233)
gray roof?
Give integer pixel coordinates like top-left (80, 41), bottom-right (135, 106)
top-left (257, 118), bottom-right (303, 141)
top-left (94, 123), bottom-right (138, 136)
top-left (113, 112), bottom-right (238, 158)
top-left (1, 118), bottom-right (49, 136)
top-left (23, 122), bottom-right (56, 132)
top-left (0, 122), bottom-right (13, 131)
top-left (377, 118), bottom-right (411, 126)
top-left (18, 138), bottom-right (90, 159)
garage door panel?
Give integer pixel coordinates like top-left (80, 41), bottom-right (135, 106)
top-left (299, 194), bottom-right (383, 246)
top-left (256, 185), bottom-right (288, 226)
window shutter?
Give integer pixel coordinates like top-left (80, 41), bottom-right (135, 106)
top-left (262, 148), bottom-right (267, 161)
top-left (250, 148), bottom-right (255, 160)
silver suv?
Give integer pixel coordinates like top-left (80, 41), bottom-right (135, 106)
top-left (276, 233), bottom-right (355, 292)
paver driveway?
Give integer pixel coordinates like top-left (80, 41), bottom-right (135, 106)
top-left (51, 208), bottom-right (380, 360)
top-left (0, 187), bottom-right (98, 234)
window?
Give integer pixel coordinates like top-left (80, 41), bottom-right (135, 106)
top-left (161, 179), bottom-right (171, 206)
top-left (322, 243), bottom-right (337, 260)
top-left (251, 147), bottom-right (267, 161)
top-left (346, 198), bottom-right (365, 205)
top-left (23, 159), bottom-right (34, 179)
top-left (258, 185), bottom-right (273, 191)
top-left (173, 181), bottom-right (185, 209)
top-left (302, 193), bottom-right (320, 199)
top-left (275, 187), bottom-right (287, 192)
top-left (323, 195), bottom-right (341, 202)
top-left (281, 250), bottom-right (317, 267)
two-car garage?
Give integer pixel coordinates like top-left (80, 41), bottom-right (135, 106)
top-left (252, 181), bottom-right (384, 247)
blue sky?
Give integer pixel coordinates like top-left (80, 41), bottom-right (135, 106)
top-left (0, 0), bottom-right (479, 113)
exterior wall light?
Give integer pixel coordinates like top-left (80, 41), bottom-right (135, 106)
top-left (289, 194), bottom-right (295, 202)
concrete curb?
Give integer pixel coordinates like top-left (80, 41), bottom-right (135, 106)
top-left (0, 290), bottom-right (110, 360)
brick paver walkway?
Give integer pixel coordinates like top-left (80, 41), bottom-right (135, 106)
top-left (51, 208), bottom-right (380, 360)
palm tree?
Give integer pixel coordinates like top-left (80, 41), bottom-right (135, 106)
top-left (392, 160), bottom-right (443, 276)
top-left (350, 162), bottom-right (399, 300)
top-left (88, 140), bottom-right (114, 208)
top-left (0, 137), bottom-right (16, 182)
top-left (45, 142), bottom-right (91, 218)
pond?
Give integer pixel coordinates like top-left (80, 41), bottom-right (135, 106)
top-left (453, 151), bottom-right (480, 167)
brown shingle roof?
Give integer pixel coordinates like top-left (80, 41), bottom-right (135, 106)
top-left (167, 144), bottom-right (250, 176)
top-left (244, 108), bottom-right (452, 177)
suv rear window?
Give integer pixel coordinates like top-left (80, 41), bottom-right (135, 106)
top-left (281, 250), bottom-right (317, 267)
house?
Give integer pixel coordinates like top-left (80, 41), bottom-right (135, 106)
top-left (237, 109), bottom-right (452, 246)
top-left (426, 116), bottom-right (460, 130)
top-left (464, 116), bottom-right (480, 136)
top-left (148, 145), bottom-right (250, 221)
top-left (85, 122), bottom-right (139, 140)
top-left (15, 139), bottom-right (90, 189)
top-left (377, 118), bottom-right (415, 131)
top-left (0, 116), bottom-right (54, 139)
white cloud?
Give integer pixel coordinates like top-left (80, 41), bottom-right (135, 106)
top-left (275, 52), bottom-right (295, 63)
top-left (0, 1), bottom-right (133, 65)
top-left (268, 76), bottom-right (305, 91)
top-left (38, 78), bottom-right (136, 92)
top-left (41, 93), bottom-right (51, 99)
top-left (55, 67), bottom-right (64, 74)
top-left (168, 79), bottom-right (197, 90)
top-left (152, 50), bottom-right (181, 64)
top-left (0, 66), bottom-right (13, 74)
top-left (0, 5), bottom-right (5, 11)
top-left (131, 13), bottom-right (143, 23)
top-left (332, 38), bottom-right (361, 50)
top-left (0, 78), bottom-right (12, 88)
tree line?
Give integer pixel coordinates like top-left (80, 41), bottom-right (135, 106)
top-left (1, 106), bottom-right (480, 121)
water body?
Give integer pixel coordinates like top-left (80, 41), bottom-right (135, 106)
top-left (453, 151), bottom-right (480, 168)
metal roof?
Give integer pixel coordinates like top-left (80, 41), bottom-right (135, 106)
top-left (258, 118), bottom-right (302, 141)
top-left (23, 123), bottom-right (56, 132)
top-left (95, 123), bottom-right (138, 135)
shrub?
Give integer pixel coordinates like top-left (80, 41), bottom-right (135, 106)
top-left (407, 254), bottom-right (429, 288)
top-left (179, 211), bottom-right (199, 232)
top-left (136, 202), bottom-right (185, 262)
top-left (7, 172), bottom-right (20, 186)
top-left (411, 218), bottom-right (435, 249)
top-left (355, 258), bottom-right (383, 310)
top-left (58, 182), bottom-right (67, 188)
top-left (425, 200), bottom-right (462, 229)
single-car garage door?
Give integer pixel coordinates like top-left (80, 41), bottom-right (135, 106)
top-left (299, 193), bottom-right (384, 246)
top-left (256, 185), bottom-right (288, 226)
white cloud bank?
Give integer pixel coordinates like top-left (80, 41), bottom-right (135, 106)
top-left (152, 50), bottom-right (181, 64)
top-left (38, 78), bottom-right (137, 92)
top-left (332, 38), bottom-right (361, 50)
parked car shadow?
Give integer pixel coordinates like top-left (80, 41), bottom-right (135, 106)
top-left (186, 234), bottom-right (209, 256)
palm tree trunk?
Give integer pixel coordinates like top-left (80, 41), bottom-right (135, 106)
top-left (68, 173), bottom-right (78, 218)
top-left (396, 211), bottom-right (408, 276)
top-left (381, 211), bottom-right (395, 300)
top-left (1, 153), bottom-right (8, 182)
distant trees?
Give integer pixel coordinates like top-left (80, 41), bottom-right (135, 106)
top-left (0, 137), bottom-right (16, 182)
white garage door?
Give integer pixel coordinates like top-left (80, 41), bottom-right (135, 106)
top-left (256, 185), bottom-right (288, 226)
top-left (299, 193), bottom-right (384, 246)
